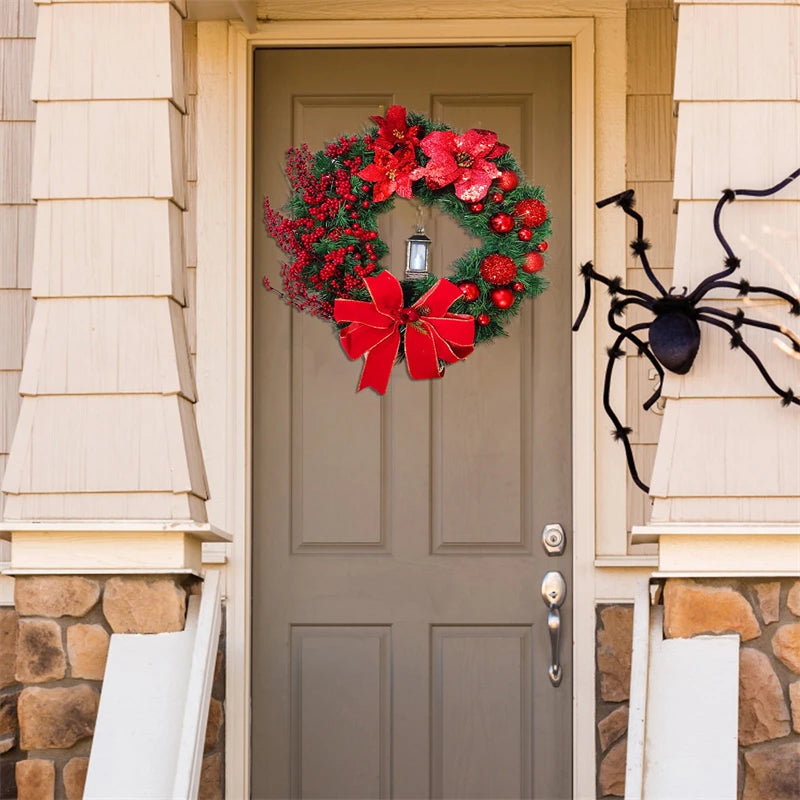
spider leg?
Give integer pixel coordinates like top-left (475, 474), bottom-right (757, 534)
top-left (692, 167), bottom-right (800, 303)
top-left (689, 190), bottom-right (740, 302)
top-left (601, 190), bottom-right (668, 297)
top-left (695, 305), bottom-right (800, 354)
top-left (733, 166), bottom-right (800, 199)
top-left (700, 280), bottom-right (800, 316)
top-left (696, 313), bottom-right (800, 406)
top-left (607, 302), bottom-right (664, 410)
top-left (572, 262), bottom-right (653, 332)
top-left (572, 264), bottom-right (593, 331)
top-left (603, 323), bottom-right (653, 493)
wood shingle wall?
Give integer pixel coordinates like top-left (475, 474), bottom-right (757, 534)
top-left (0, 0), bottom-right (36, 558)
top-left (650, 0), bottom-right (800, 523)
top-left (2, 0), bottom-right (209, 522)
top-left (625, 0), bottom-right (677, 535)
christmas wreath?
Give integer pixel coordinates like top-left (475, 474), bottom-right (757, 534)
top-left (264, 105), bottom-right (551, 394)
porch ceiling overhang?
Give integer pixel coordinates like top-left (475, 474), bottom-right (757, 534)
top-left (187, 0), bottom-right (257, 30)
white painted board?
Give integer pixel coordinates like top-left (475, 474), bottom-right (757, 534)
top-left (643, 633), bottom-right (739, 800)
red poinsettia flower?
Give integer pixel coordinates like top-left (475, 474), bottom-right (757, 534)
top-left (357, 146), bottom-right (418, 202)
top-left (414, 128), bottom-right (510, 202)
top-left (370, 105), bottom-right (420, 151)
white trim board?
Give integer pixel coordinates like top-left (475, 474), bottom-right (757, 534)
top-left (195, 16), bottom-right (604, 799)
top-left (84, 571), bottom-right (222, 800)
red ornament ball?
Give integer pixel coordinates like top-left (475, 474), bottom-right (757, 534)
top-left (480, 254), bottom-right (517, 285)
top-left (469, 202), bottom-right (484, 213)
top-left (517, 227), bottom-right (532, 242)
top-left (490, 288), bottom-right (515, 309)
top-left (514, 198), bottom-right (548, 228)
top-left (458, 281), bottom-right (480, 302)
top-left (497, 170), bottom-right (519, 192)
top-left (477, 313), bottom-right (491, 326)
top-left (513, 281), bottom-right (525, 292)
top-left (489, 212), bottom-right (515, 234)
top-left (490, 190), bottom-right (504, 203)
top-left (538, 241), bottom-right (549, 252)
top-left (523, 251), bottom-right (545, 273)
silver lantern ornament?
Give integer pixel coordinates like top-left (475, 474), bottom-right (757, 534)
top-left (405, 224), bottom-right (431, 279)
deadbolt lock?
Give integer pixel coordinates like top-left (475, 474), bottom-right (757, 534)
top-left (541, 523), bottom-right (566, 556)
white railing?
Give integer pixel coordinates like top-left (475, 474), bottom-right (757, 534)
top-left (84, 570), bottom-right (222, 800)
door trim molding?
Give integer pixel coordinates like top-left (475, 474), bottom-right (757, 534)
top-left (196, 17), bottom-right (599, 799)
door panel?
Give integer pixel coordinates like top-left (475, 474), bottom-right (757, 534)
top-left (253, 47), bottom-right (572, 799)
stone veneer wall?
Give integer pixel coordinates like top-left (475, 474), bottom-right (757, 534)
top-left (596, 604), bottom-right (634, 798)
top-left (0, 575), bottom-right (224, 800)
top-left (663, 578), bottom-right (800, 800)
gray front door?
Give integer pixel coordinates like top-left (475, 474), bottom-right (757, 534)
top-left (252, 46), bottom-right (573, 799)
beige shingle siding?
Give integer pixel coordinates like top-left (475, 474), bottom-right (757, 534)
top-left (625, 0), bottom-right (678, 533)
top-left (0, 0), bottom-right (36, 536)
top-left (649, 0), bottom-right (800, 523)
top-left (2, 0), bottom-right (208, 521)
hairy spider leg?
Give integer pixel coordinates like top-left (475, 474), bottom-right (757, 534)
top-left (734, 166), bottom-right (800, 199)
top-left (572, 262), bottom-right (652, 332)
top-left (689, 190), bottom-right (740, 303)
top-left (692, 166), bottom-right (800, 303)
top-left (603, 321), bottom-right (653, 493)
top-left (610, 192), bottom-right (668, 297)
top-left (607, 301), bottom-right (665, 411)
top-left (695, 305), bottom-right (800, 354)
top-left (696, 313), bottom-right (799, 407)
top-left (707, 280), bottom-right (800, 316)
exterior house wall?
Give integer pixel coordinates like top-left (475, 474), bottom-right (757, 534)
top-left (3, 0), bottom-right (210, 524)
top-left (0, 1), bottom-right (36, 788)
top-left (648, 0), bottom-right (800, 536)
top-left (1, 0), bottom-right (797, 797)
top-left (0, 0), bottom-right (36, 552)
top-left (625, 0), bottom-right (677, 536)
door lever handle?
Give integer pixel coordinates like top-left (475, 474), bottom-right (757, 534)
top-left (541, 571), bottom-right (567, 687)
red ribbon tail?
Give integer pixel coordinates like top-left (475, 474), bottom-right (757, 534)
top-left (356, 328), bottom-right (401, 394)
top-left (405, 325), bottom-right (444, 381)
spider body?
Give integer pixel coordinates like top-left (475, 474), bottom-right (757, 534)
top-left (573, 168), bottom-right (800, 492)
top-left (648, 294), bottom-right (701, 375)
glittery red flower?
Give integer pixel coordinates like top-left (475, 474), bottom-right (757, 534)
top-left (414, 128), bottom-right (510, 202)
top-left (370, 105), bottom-right (420, 151)
top-left (357, 146), bottom-right (418, 202)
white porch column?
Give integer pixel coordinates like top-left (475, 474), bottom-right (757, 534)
top-left (635, 0), bottom-right (800, 571)
top-left (1, 0), bottom-right (227, 572)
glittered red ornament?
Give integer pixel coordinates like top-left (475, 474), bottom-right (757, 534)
top-left (514, 198), bottom-right (548, 228)
top-left (469, 202), bottom-right (484, 213)
top-left (517, 227), bottom-right (532, 242)
top-left (513, 281), bottom-right (525, 292)
top-left (477, 312), bottom-right (491, 326)
top-left (489, 212), bottom-right (515, 234)
top-left (480, 254), bottom-right (517, 285)
top-left (458, 281), bottom-right (480, 302)
top-left (523, 251), bottom-right (545, 273)
top-left (497, 170), bottom-right (519, 192)
top-left (490, 190), bottom-right (504, 203)
top-left (538, 241), bottom-right (549, 252)
top-left (490, 288), bottom-right (515, 309)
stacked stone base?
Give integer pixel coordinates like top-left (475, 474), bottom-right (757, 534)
top-left (0, 574), bottom-right (224, 800)
top-left (663, 578), bottom-right (800, 800)
top-left (596, 605), bottom-right (634, 798)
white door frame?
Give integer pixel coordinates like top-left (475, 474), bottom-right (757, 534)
top-left (195, 17), bottom-right (600, 799)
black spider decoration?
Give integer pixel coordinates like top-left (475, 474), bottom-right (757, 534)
top-left (573, 167), bottom-right (800, 493)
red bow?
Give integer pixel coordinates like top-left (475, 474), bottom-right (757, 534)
top-left (334, 271), bottom-right (475, 394)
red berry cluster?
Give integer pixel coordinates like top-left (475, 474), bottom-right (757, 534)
top-left (264, 137), bottom-right (384, 318)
